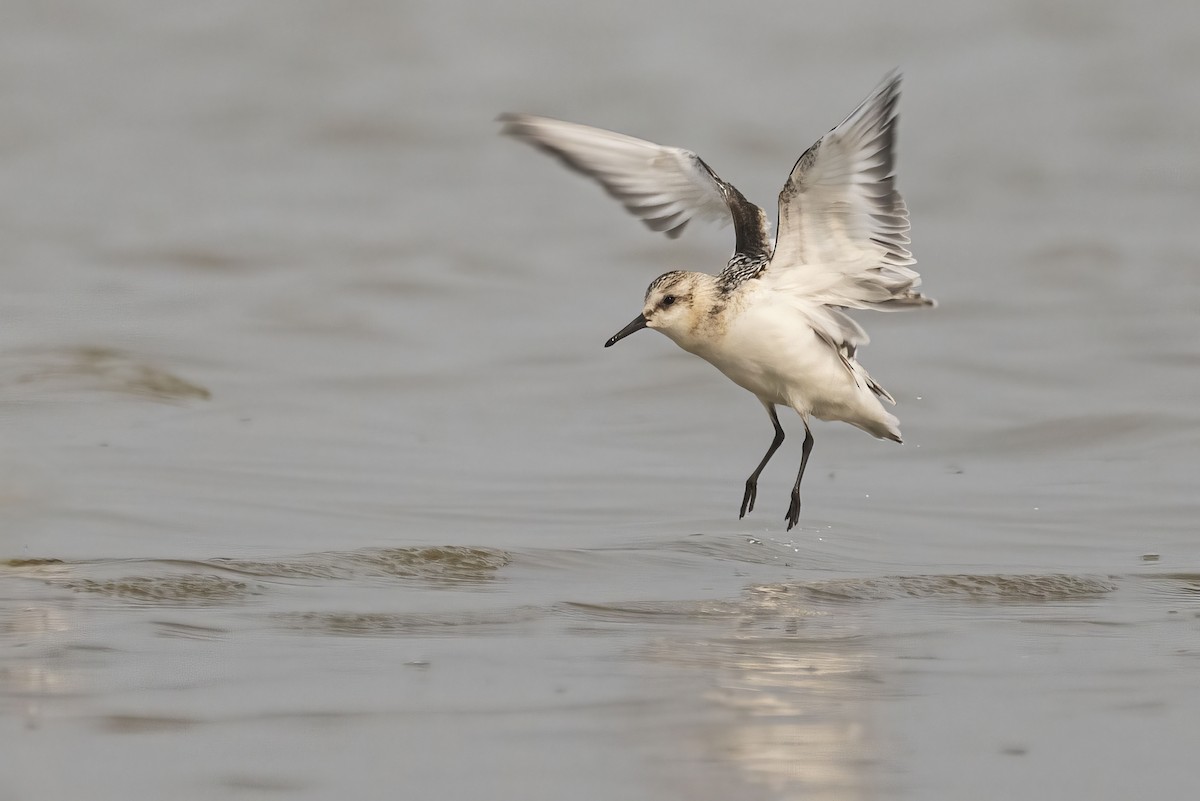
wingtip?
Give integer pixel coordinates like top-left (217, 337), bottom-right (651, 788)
top-left (496, 112), bottom-right (530, 136)
top-left (869, 69), bottom-right (903, 107)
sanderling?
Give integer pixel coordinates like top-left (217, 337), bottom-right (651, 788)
top-left (500, 71), bottom-right (933, 530)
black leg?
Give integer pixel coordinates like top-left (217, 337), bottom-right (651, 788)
top-left (784, 421), bottom-right (814, 531)
top-left (740, 403), bottom-right (785, 519)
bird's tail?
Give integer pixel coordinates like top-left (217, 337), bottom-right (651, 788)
top-left (854, 364), bottom-right (903, 442)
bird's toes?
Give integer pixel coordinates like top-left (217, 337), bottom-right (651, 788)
top-left (740, 482), bottom-right (756, 518)
top-left (784, 496), bottom-right (801, 530)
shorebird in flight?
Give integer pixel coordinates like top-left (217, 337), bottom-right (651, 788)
top-left (500, 72), bottom-right (933, 529)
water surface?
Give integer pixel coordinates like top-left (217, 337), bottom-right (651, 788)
top-left (2, 1), bottom-right (1199, 799)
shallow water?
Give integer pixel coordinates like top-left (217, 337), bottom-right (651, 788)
top-left (3, 1), bottom-right (1200, 799)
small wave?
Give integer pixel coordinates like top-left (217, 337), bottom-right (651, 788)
top-left (63, 575), bottom-right (253, 605)
top-left (759, 573), bottom-right (1118, 603)
top-left (3, 345), bottom-right (210, 402)
top-left (207, 545), bottom-right (511, 585)
top-left (275, 606), bottom-right (541, 637)
top-left (560, 600), bottom-right (745, 623)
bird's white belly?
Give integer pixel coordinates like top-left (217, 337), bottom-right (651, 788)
top-left (687, 307), bottom-right (873, 420)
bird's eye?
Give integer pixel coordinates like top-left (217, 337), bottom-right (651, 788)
top-left (662, 295), bottom-right (676, 307)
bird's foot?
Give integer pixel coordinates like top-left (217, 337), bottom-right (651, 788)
top-left (739, 479), bottom-right (757, 518)
top-left (784, 489), bottom-right (801, 531)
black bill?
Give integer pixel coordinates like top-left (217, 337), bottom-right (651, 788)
top-left (604, 313), bottom-right (648, 347)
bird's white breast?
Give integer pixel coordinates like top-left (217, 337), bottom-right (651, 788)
top-left (681, 292), bottom-right (877, 419)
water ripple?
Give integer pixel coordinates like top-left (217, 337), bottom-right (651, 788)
top-left (762, 573), bottom-right (1119, 603)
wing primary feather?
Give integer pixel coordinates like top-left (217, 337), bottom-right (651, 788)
top-left (499, 113), bottom-right (770, 256)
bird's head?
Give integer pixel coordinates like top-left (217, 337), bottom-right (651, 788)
top-left (604, 270), bottom-right (709, 348)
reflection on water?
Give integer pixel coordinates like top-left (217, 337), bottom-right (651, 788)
top-left (4, 538), bottom-right (1200, 799)
top-left (705, 639), bottom-right (880, 801)
top-left (570, 569), bottom-right (1197, 800)
top-left (0, 604), bottom-right (76, 699)
top-left (689, 614), bottom-right (880, 801)
top-left (0, 567), bottom-right (80, 732)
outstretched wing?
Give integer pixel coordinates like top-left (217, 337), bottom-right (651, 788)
top-left (764, 71), bottom-right (932, 313)
top-left (499, 113), bottom-right (771, 257)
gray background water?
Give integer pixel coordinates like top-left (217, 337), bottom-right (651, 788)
top-left (2, 1), bottom-right (1198, 799)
